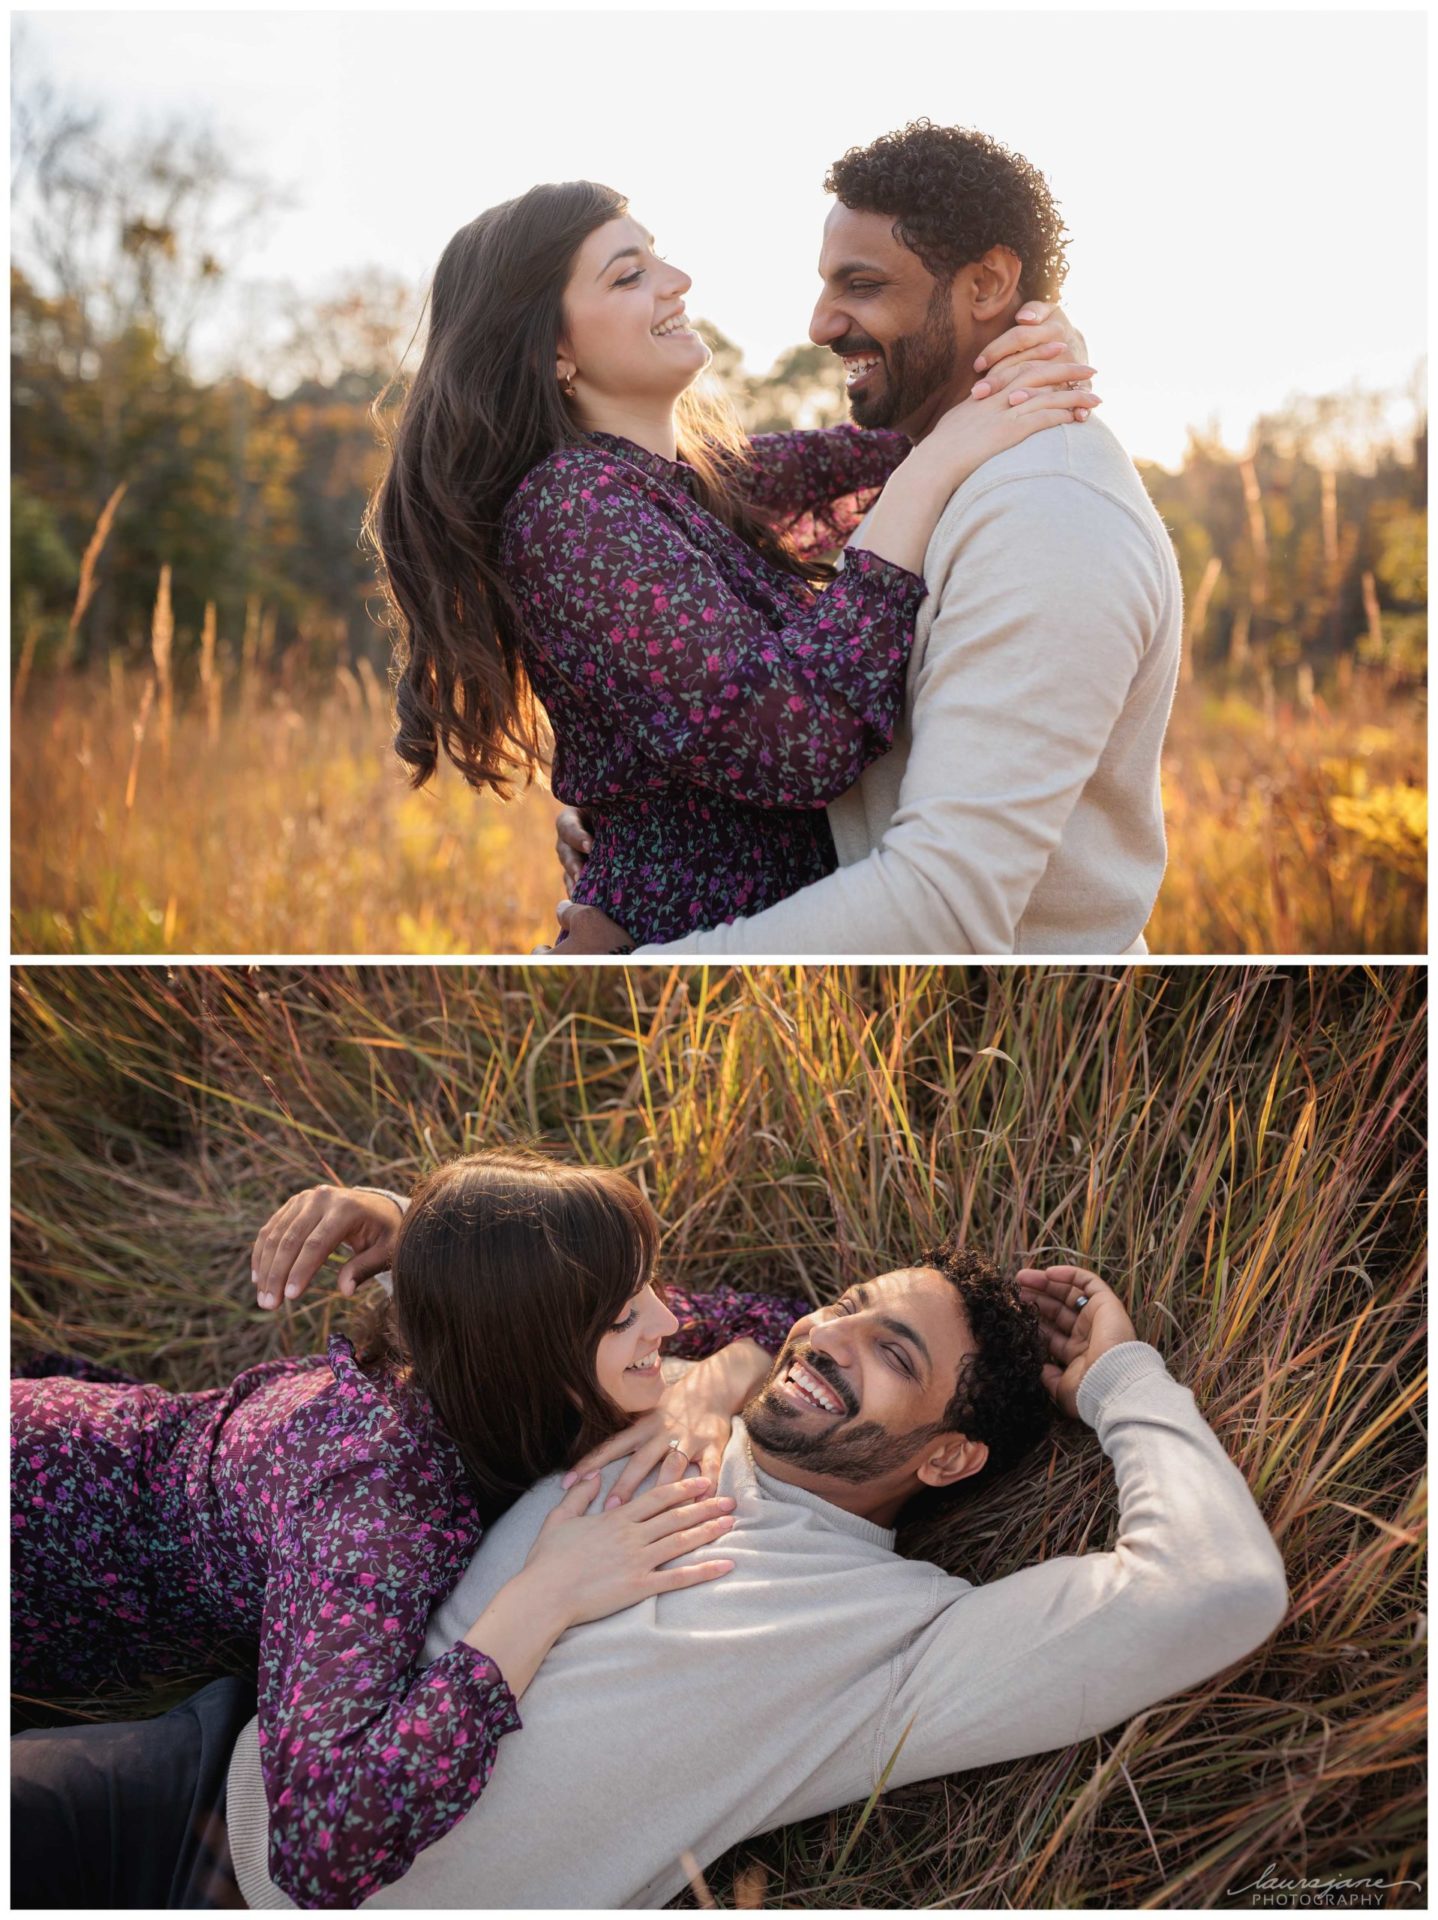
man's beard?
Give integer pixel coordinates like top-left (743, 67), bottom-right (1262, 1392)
top-left (848, 281), bottom-right (959, 431)
top-left (742, 1350), bottom-right (944, 1484)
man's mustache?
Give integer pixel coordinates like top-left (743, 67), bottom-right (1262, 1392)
top-left (767, 1341), bottom-right (857, 1418)
top-left (829, 335), bottom-right (884, 361)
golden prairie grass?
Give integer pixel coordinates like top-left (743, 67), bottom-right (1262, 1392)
top-left (10, 963), bottom-right (1427, 1907)
top-left (1150, 670), bottom-right (1426, 953)
top-left (12, 659), bottom-right (552, 955)
top-left (10, 650), bottom-right (1425, 955)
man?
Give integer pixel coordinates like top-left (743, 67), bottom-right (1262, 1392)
top-left (554, 121), bottom-right (1182, 956)
top-left (225, 1244), bottom-right (1287, 1910)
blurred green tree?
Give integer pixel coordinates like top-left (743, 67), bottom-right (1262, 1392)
top-left (742, 343), bottom-right (849, 433)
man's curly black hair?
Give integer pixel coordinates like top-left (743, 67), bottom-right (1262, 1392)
top-left (917, 1239), bottom-right (1055, 1489)
top-left (825, 119), bottom-right (1070, 305)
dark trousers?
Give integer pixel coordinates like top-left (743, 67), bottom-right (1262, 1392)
top-left (10, 1675), bottom-right (256, 1910)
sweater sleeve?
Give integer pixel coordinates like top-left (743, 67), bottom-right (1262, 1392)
top-left (352, 1188), bottom-right (408, 1299)
top-left (633, 471), bottom-right (1165, 956)
top-left (354, 1187), bottom-right (408, 1215)
top-left (503, 451), bottom-right (926, 808)
top-left (883, 1342), bottom-right (1289, 1791)
top-left (257, 1452), bottom-right (521, 1909)
top-left (661, 1284), bottom-right (803, 1361)
top-left (740, 427), bottom-right (911, 558)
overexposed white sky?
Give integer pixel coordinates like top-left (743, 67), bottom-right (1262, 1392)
top-left (14, 6), bottom-right (1429, 467)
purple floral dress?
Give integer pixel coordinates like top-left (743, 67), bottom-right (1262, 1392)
top-left (10, 1284), bottom-right (800, 1909)
top-left (500, 426), bottom-right (920, 943)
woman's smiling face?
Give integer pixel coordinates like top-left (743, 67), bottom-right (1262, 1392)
top-left (558, 214), bottom-right (710, 412)
top-left (594, 1280), bottom-right (680, 1412)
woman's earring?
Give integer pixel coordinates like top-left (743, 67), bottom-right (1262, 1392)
top-left (560, 370), bottom-right (577, 399)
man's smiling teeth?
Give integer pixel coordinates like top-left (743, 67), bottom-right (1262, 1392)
top-left (843, 354), bottom-right (881, 386)
top-left (627, 1351), bottom-right (660, 1373)
top-left (784, 1359), bottom-right (843, 1414)
top-left (652, 314), bottom-right (691, 338)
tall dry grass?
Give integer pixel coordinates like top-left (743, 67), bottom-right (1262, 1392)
top-left (1151, 672), bottom-right (1426, 953)
top-left (10, 964), bottom-right (1426, 1908)
top-left (11, 657), bottom-right (545, 956)
top-left (9, 647), bottom-right (1427, 956)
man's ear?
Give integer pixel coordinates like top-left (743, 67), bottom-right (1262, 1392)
top-left (964, 245), bottom-right (1023, 321)
top-left (916, 1432), bottom-right (988, 1491)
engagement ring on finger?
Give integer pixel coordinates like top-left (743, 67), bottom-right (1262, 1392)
top-left (667, 1439), bottom-right (689, 1459)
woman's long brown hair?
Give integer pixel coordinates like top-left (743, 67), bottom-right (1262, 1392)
top-left (365, 179), bottom-right (826, 800)
top-left (355, 1147), bottom-right (663, 1522)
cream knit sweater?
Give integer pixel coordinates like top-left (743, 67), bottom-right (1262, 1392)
top-left (636, 418), bottom-right (1182, 956)
top-left (228, 1339), bottom-right (1286, 1909)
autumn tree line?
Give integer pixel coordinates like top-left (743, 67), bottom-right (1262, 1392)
top-left (10, 54), bottom-right (1427, 697)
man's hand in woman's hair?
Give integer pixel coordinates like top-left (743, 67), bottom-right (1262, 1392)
top-left (250, 1185), bottom-right (403, 1310)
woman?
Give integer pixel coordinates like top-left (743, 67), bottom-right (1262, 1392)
top-left (370, 182), bottom-right (1099, 944)
top-left (11, 1149), bottom-right (802, 1908)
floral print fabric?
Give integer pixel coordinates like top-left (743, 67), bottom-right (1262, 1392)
top-left (500, 426), bottom-right (920, 943)
top-left (10, 1283), bottom-right (800, 1908)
